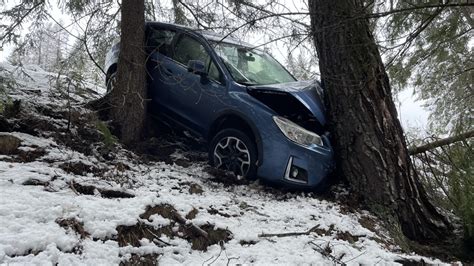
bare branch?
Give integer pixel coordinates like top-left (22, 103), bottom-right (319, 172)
top-left (409, 130), bottom-right (474, 155)
top-left (258, 225), bottom-right (321, 238)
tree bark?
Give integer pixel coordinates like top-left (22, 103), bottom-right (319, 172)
top-left (109, 0), bottom-right (147, 144)
top-left (309, 0), bottom-right (451, 241)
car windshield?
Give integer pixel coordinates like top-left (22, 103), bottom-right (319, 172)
top-left (211, 41), bottom-right (296, 85)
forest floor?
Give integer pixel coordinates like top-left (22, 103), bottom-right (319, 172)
top-left (0, 63), bottom-right (454, 265)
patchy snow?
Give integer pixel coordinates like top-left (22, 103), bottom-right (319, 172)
top-left (0, 62), bottom-right (449, 265)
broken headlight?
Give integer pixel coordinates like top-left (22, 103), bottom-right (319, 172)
top-left (273, 116), bottom-right (323, 147)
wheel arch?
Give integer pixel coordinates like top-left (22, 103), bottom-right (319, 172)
top-left (208, 111), bottom-right (263, 166)
top-left (105, 63), bottom-right (117, 84)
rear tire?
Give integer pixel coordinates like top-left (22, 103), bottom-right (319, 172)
top-left (209, 128), bottom-right (258, 179)
top-left (106, 72), bottom-right (117, 92)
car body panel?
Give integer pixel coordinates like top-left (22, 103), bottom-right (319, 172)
top-left (104, 41), bottom-right (119, 75)
top-left (248, 80), bottom-right (327, 126)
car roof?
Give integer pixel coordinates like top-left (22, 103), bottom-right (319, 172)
top-left (145, 21), bottom-right (255, 48)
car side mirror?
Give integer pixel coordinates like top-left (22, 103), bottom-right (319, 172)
top-left (187, 60), bottom-right (207, 76)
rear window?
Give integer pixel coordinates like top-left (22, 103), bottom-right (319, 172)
top-left (146, 28), bottom-right (176, 56)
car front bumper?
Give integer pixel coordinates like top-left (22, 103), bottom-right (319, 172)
top-left (257, 129), bottom-right (334, 189)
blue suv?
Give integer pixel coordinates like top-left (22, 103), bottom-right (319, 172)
top-left (105, 22), bottom-right (333, 189)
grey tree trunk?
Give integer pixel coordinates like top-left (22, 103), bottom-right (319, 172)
top-left (309, 0), bottom-right (451, 241)
top-left (172, 0), bottom-right (187, 25)
top-left (109, 0), bottom-right (147, 145)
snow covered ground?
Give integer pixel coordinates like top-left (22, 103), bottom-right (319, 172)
top-left (0, 63), bottom-right (447, 265)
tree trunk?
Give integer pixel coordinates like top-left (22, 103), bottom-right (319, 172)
top-left (309, 0), bottom-right (451, 241)
top-left (109, 0), bottom-right (147, 144)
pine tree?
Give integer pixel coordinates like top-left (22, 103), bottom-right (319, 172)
top-left (384, 1), bottom-right (473, 134)
top-left (309, 0), bottom-right (451, 241)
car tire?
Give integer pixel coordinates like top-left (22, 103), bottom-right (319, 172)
top-left (209, 128), bottom-right (258, 179)
top-left (106, 72), bottom-right (116, 92)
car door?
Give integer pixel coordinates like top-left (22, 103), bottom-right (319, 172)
top-left (166, 33), bottom-right (227, 134)
top-left (146, 27), bottom-right (180, 117)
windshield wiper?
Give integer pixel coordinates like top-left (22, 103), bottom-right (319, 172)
top-left (238, 81), bottom-right (257, 86)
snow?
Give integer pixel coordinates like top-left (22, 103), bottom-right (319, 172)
top-left (0, 62), bottom-right (449, 265)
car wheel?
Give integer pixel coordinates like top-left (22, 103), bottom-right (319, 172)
top-left (106, 72), bottom-right (116, 92)
top-left (209, 128), bottom-right (257, 179)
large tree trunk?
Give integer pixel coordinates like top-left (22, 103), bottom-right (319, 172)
top-left (109, 0), bottom-right (147, 144)
top-left (309, 0), bottom-right (451, 241)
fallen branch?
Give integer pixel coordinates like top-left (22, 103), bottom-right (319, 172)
top-left (175, 213), bottom-right (209, 239)
top-left (409, 130), bottom-right (474, 155)
top-left (258, 225), bottom-right (320, 238)
top-left (140, 204), bottom-right (210, 240)
top-left (144, 227), bottom-right (172, 246)
top-left (69, 180), bottom-right (80, 195)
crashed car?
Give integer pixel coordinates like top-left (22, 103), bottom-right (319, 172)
top-left (105, 22), bottom-right (333, 189)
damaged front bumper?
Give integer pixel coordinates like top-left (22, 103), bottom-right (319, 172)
top-left (257, 123), bottom-right (334, 189)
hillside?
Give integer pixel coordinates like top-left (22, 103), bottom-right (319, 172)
top-left (0, 63), bottom-right (447, 265)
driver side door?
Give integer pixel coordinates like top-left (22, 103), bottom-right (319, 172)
top-left (166, 34), bottom-right (226, 134)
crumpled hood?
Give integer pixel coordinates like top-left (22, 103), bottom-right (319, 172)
top-left (248, 80), bottom-right (326, 126)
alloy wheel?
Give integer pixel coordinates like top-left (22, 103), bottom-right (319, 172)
top-left (213, 136), bottom-right (251, 176)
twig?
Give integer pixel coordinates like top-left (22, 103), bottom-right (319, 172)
top-left (83, 9), bottom-right (106, 75)
top-left (144, 227), bottom-right (172, 246)
top-left (69, 180), bottom-right (80, 195)
top-left (224, 244), bottom-right (238, 266)
top-left (343, 250), bottom-right (367, 264)
top-left (202, 242), bottom-right (224, 266)
top-left (310, 241), bottom-right (346, 265)
top-left (259, 224), bottom-right (320, 238)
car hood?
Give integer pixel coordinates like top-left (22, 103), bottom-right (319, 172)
top-left (247, 80), bottom-right (326, 126)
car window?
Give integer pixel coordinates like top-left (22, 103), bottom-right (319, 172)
top-left (146, 28), bottom-right (176, 57)
top-left (212, 42), bottom-right (295, 85)
top-left (208, 62), bottom-right (220, 82)
top-left (174, 35), bottom-right (221, 82)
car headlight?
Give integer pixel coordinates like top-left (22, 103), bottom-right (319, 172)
top-left (273, 116), bottom-right (323, 147)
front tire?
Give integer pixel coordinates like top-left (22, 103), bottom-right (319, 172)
top-left (209, 128), bottom-right (258, 179)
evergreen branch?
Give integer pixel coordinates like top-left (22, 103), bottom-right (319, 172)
top-left (235, 1), bottom-right (309, 28)
top-left (211, 2), bottom-right (474, 44)
top-left (250, 32), bottom-right (308, 50)
top-left (384, 6), bottom-right (445, 69)
top-left (0, 1), bottom-right (45, 43)
top-left (364, 2), bottom-right (474, 19)
top-left (177, 0), bottom-right (210, 29)
top-left (45, 8), bottom-right (107, 76)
